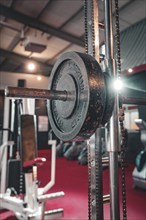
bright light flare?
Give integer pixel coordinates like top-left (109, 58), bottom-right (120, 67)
top-left (128, 68), bottom-right (133, 73)
top-left (27, 62), bottom-right (36, 72)
top-left (113, 78), bottom-right (124, 91)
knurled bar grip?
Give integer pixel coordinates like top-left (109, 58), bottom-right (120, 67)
top-left (5, 86), bottom-right (68, 101)
top-left (4, 87), bottom-right (146, 105)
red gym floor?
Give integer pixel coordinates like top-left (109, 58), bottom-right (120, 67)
top-left (0, 149), bottom-right (146, 220)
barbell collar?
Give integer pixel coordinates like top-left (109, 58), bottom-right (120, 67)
top-left (103, 194), bottom-right (110, 204)
top-left (5, 86), bottom-right (68, 101)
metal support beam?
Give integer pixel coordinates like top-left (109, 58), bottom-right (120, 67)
top-left (104, 0), bottom-right (120, 219)
top-left (121, 96), bottom-right (146, 106)
top-left (85, 0), bottom-right (104, 219)
top-left (0, 4), bottom-right (84, 47)
top-left (0, 48), bottom-right (52, 75)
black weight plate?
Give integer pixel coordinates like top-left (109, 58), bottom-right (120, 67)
top-left (101, 72), bottom-right (115, 126)
top-left (48, 52), bottom-right (106, 141)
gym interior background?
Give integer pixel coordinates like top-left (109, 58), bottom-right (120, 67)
top-left (0, 0), bottom-right (146, 219)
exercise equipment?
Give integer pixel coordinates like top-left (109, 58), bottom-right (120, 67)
top-left (5, 51), bottom-right (115, 142)
top-left (0, 98), bottom-right (64, 219)
top-left (64, 141), bottom-right (85, 161)
top-left (78, 146), bottom-right (88, 165)
top-left (48, 52), bottom-right (114, 141)
top-left (133, 119), bottom-right (146, 190)
top-left (56, 141), bottom-right (72, 157)
top-left (56, 140), bottom-right (64, 157)
top-left (5, 53), bottom-right (145, 143)
top-left (1, 0), bottom-right (146, 219)
top-left (0, 140), bottom-right (64, 219)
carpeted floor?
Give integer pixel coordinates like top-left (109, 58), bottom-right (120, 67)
top-left (0, 149), bottom-right (146, 220)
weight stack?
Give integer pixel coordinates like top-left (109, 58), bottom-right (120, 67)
top-left (7, 159), bottom-right (25, 194)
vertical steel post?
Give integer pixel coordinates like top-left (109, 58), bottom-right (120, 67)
top-left (0, 98), bottom-right (10, 193)
top-left (104, 0), bottom-right (120, 219)
top-left (86, 0), bottom-right (104, 219)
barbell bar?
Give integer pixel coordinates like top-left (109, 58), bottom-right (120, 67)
top-left (120, 96), bottom-right (146, 106)
top-left (5, 87), bottom-right (146, 106)
top-left (5, 87), bottom-right (68, 101)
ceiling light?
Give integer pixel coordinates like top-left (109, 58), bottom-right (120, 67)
top-left (128, 68), bottom-right (133, 73)
top-left (37, 76), bottom-right (42, 81)
top-left (27, 62), bottom-right (36, 72)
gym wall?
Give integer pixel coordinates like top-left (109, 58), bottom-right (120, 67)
top-left (0, 71), bottom-right (49, 89)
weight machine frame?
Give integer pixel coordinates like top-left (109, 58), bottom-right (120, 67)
top-left (85, 0), bottom-right (121, 219)
top-left (0, 97), bottom-right (64, 219)
top-left (87, 1), bottom-right (146, 219)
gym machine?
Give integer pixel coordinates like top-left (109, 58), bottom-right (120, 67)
top-left (133, 119), bottom-right (146, 190)
top-left (0, 98), bottom-right (64, 219)
top-left (0, 0), bottom-right (146, 220)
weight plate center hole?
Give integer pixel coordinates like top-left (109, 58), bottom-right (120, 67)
top-left (56, 74), bottom-right (77, 119)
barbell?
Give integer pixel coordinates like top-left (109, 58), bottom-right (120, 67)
top-left (5, 52), bottom-right (115, 141)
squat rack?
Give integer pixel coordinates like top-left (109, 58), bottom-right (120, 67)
top-left (0, 0), bottom-right (146, 219)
